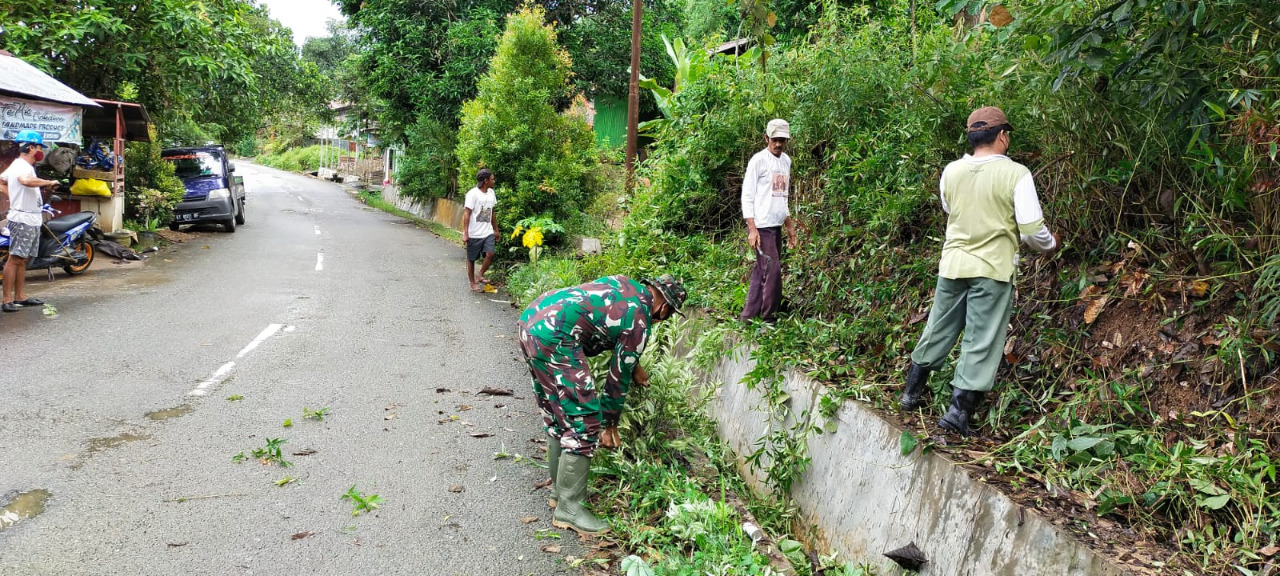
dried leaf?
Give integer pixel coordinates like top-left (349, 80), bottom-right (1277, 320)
top-left (1259, 545), bottom-right (1279, 557)
top-left (1190, 280), bottom-right (1209, 298)
top-left (908, 310), bottom-right (928, 324)
top-left (449, 485), bottom-right (465, 493)
top-left (435, 388), bottom-right (451, 393)
top-left (988, 5), bottom-right (1014, 27)
top-left (459, 404), bottom-right (473, 411)
top-left (167, 541), bottom-right (188, 548)
top-left (1084, 294), bottom-right (1109, 324)
top-left (292, 448), bottom-right (318, 456)
top-left (541, 544), bottom-right (561, 554)
top-left (469, 432), bottom-right (493, 438)
top-left (520, 516), bottom-right (539, 524)
top-left (533, 478), bottom-right (553, 490)
top-left (291, 531), bottom-right (314, 541)
top-left (384, 414), bottom-right (397, 421)
top-left (478, 387), bottom-right (514, 396)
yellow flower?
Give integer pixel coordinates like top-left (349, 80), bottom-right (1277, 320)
top-left (510, 225), bottom-right (524, 240)
top-left (522, 227), bottom-right (544, 249)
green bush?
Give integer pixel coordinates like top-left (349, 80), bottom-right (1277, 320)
top-left (257, 145), bottom-right (346, 173)
top-left (397, 115), bottom-right (458, 201)
top-left (454, 5), bottom-right (601, 243)
top-left (124, 133), bottom-right (186, 228)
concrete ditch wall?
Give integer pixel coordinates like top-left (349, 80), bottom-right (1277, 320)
top-left (379, 184), bottom-right (466, 233)
top-left (692, 345), bottom-right (1130, 576)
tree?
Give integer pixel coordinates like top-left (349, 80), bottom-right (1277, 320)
top-left (454, 5), bottom-right (600, 236)
top-left (0, 0), bottom-right (321, 145)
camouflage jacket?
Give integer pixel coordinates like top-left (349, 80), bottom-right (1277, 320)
top-left (519, 275), bottom-right (653, 424)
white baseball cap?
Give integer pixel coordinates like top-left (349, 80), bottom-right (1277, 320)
top-left (766, 119), bottom-right (791, 139)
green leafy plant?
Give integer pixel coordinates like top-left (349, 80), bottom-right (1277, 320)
top-left (341, 485), bottom-right (383, 516)
top-left (509, 215), bottom-right (565, 264)
top-left (226, 395), bottom-right (244, 402)
top-left (303, 407), bottom-right (331, 421)
top-left (453, 5), bottom-right (601, 243)
top-left (250, 438), bottom-right (292, 468)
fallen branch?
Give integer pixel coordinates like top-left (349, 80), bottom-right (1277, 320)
top-left (164, 492), bottom-right (247, 503)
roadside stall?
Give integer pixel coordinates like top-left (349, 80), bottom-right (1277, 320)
top-left (1, 51), bottom-right (149, 233)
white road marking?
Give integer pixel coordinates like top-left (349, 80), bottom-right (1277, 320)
top-left (315, 252), bottom-right (325, 271)
top-left (237, 324), bottom-right (284, 358)
top-left (186, 324), bottom-right (289, 396)
top-left (188, 362), bottom-right (236, 396)
top-left (284, 325), bottom-right (296, 333)
top-left (314, 225), bottom-right (321, 236)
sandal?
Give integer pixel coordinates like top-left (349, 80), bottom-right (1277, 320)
top-left (2, 302), bottom-right (18, 313)
top-left (15, 298), bottom-right (44, 306)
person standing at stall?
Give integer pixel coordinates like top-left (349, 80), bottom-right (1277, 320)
top-left (1, 131), bottom-right (59, 313)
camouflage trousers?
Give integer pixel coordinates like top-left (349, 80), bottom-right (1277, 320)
top-left (517, 325), bottom-right (604, 457)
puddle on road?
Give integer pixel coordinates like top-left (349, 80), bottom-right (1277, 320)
top-left (85, 432), bottom-right (151, 455)
top-left (0, 489), bottom-right (52, 532)
top-left (145, 405), bottom-right (194, 421)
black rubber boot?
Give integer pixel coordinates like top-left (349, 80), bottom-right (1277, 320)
top-left (938, 388), bottom-right (985, 436)
top-left (899, 363), bottom-right (933, 411)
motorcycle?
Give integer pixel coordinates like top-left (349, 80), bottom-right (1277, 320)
top-left (0, 204), bottom-right (100, 278)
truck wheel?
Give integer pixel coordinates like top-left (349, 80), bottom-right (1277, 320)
top-left (235, 199), bottom-right (246, 225)
top-left (223, 217), bottom-right (236, 233)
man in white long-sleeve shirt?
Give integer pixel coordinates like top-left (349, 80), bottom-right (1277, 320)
top-left (900, 107), bottom-right (1059, 435)
top-left (740, 118), bottom-right (798, 323)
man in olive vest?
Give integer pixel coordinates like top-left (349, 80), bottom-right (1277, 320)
top-left (900, 107), bottom-right (1059, 435)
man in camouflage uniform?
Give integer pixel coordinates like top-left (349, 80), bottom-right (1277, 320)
top-left (518, 274), bottom-right (687, 535)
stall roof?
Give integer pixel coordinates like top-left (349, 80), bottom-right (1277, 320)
top-left (0, 51), bottom-right (100, 108)
top-left (84, 99), bottom-right (152, 142)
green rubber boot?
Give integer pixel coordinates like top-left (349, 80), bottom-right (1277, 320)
top-left (546, 438), bottom-right (562, 508)
top-left (551, 452), bottom-right (610, 535)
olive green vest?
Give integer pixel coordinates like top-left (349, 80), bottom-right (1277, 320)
top-left (938, 156), bottom-right (1032, 283)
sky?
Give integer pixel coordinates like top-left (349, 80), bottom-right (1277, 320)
top-left (260, 0), bottom-right (344, 46)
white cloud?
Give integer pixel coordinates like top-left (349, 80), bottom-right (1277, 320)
top-left (259, 0), bottom-right (344, 46)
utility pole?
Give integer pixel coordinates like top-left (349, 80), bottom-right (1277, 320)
top-left (625, 0), bottom-right (642, 191)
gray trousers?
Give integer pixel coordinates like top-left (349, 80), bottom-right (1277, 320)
top-left (910, 276), bottom-right (1014, 392)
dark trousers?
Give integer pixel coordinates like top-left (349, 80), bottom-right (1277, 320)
top-left (741, 226), bottom-right (783, 322)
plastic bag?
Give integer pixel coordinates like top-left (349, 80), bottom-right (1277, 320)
top-left (70, 178), bottom-right (112, 197)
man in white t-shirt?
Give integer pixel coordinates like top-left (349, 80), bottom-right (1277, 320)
top-left (740, 118), bottom-right (799, 323)
top-left (2, 131), bottom-right (59, 313)
top-left (463, 168), bottom-right (499, 292)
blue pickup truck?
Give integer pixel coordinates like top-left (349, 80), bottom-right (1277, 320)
top-left (162, 145), bottom-right (246, 232)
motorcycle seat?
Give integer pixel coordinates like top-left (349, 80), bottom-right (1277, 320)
top-left (45, 212), bottom-right (97, 236)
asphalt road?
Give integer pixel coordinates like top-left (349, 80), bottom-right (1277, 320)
top-left (0, 163), bottom-right (578, 575)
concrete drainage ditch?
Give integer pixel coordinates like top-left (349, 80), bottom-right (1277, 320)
top-left (685, 342), bottom-right (1131, 576)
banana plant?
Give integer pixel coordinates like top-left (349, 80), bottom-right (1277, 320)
top-left (637, 35), bottom-right (714, 134)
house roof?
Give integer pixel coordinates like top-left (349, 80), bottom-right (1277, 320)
top-left (709, 38), bottom-right (752, 57)
top-left (0, 51), bottom-right (99, 108)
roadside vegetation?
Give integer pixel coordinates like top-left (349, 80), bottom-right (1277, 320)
top-left (1, 1), bottom-right (329, 147)
top-left (497, 2), bottom-right (1278, 575)
top-left (257, 145), bottom-right (350, 173)
top-left (243, 0), bottom-right (1278, 573)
